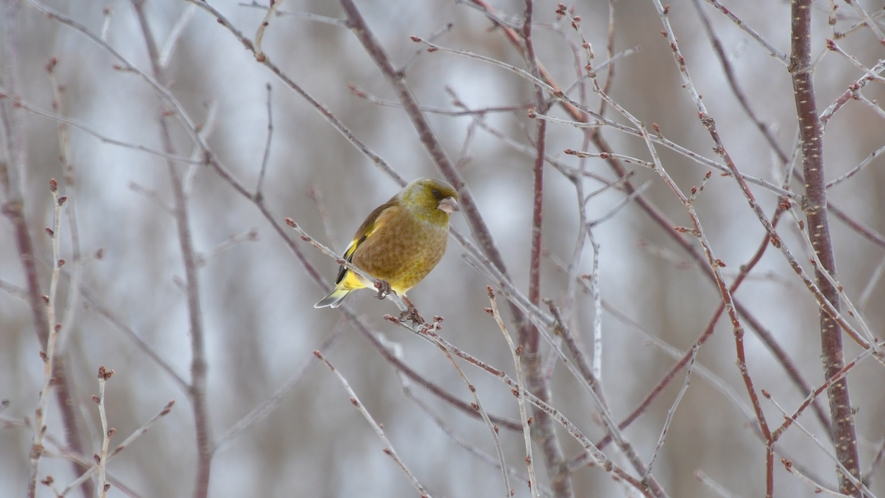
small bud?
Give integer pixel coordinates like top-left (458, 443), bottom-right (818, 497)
top-left (160, 400), bottom-right (175, 416)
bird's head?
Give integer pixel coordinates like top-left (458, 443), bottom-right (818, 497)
top-left (399, 178), bottom-right (459, 224)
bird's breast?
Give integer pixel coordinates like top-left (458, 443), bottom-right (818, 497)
top-left (351, 212), bottom-right (449, 294)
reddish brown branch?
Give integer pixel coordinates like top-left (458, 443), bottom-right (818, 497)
top-left (520, 2), bottom-right (572, 496)
top-left (790, 1), bottom-right (861, 495)
top-left (131, 2), bottom-right (213, 496)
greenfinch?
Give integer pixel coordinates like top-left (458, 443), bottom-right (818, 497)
top-left (314, 178), bottom-right (459, 309)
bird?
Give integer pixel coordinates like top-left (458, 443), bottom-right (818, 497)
top-left (314, 177), bottom-right (459, 311)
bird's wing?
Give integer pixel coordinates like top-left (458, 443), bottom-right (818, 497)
top-left (335, 196), bottom-right (399, 284)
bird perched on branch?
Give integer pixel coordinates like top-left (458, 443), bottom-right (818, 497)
top-left (314, 178), bottom-right (459, 316)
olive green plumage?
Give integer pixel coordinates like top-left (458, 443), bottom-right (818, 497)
top-left (314, 178), bottom-right (459, 308)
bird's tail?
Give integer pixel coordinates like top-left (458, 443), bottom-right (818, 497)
top-left (314, 286), bottom-right (351, 308)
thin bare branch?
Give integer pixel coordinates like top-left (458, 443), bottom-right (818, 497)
top-left (315, 351), bottom-right (431, 497)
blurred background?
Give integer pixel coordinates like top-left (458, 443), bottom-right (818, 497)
top-left (1, 0), bottom-right (884, 496)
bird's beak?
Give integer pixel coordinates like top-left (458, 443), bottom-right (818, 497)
top-left (438, 196), bottom-right (459, 214)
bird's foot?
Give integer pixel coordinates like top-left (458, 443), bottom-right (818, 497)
top-left (399, 306), bottom-right (425, 325)
top-left (374, 280), bottom-right (391, 300)
top-left (398, 295), bottom-right (424, 325)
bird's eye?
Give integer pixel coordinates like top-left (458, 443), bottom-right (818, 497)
top-left (431, 188), bottom-right (441, 198)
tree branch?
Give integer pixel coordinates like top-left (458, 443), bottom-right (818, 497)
top-left (790, 1), bottom-right (861, 495)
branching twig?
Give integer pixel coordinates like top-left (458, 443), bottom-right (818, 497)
top-left (59, 400), bottom-right (175, 496)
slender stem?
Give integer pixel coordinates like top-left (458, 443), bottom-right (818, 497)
top-left (26, 181), bottom-right (63, 497)
top-left (488, 288), bottom-right (539, 498)
top-left (315, 352), bottom-right (431, 497)
top-left (96, 366), bottom-right (114, 498)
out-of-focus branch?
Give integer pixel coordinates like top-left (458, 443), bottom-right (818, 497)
top-left (215, 323), bottom-right (345, 452)
top-left (131, 2), bottom-right (213, 497)
top-left (1, 0), bottom-right (49, 364)
top-left (0, 93), bottom-right (202, 165)
top-left (2, 5), bottom-right (91, 496)
top-left (790, 4), bottom-right (861, 494)
top-left (690, 0), bottom-right (789, 164)
top-left (315, 351), bottom-right (431, 497)
top-left (701, 0), bottom-right (790, 64)
top-left (488, 288), bottom-right (538, 498)
top-left (521, 1), bottom-right (571, 496)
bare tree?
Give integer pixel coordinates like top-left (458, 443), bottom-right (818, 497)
top-left (2, 0), bottom-right (884, 497)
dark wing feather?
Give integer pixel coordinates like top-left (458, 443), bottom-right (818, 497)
top-left (335, 196), bottom-right (398, 284)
